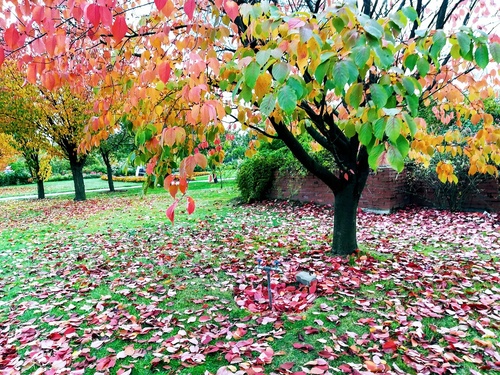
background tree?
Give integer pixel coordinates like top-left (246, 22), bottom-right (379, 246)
top-left (1, 0), bottom-right (499, 254)
top-left (0, 133), bottom-right (18, 171)
top-left (98, 123), bottom-right (135, 192)
top-left (0, 62), bottom-right (93, 200)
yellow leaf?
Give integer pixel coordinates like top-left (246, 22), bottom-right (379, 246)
top-left (255, 72), bottom-right (272, 100)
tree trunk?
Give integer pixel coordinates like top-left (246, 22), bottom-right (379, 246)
top-left (106, 163), bottom-right (115, 192)
top-left (70, 160), bottom-right (86, 201)
top-left (331, 175), bottom-right (367, 256)
top-left (36, 179), bottom-right (45, 199)
top-left (100, 149), bottom-right (115, 192)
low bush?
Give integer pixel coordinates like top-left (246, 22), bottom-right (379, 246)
top-left (237, 153), bottom-right (280, 202)
top-left (101, 175), bottom-right (146, 183)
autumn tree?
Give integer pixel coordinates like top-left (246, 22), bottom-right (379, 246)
top-left (0, 133), bottom-right (18, 171)
top-left (0, 62), bottom-right (92, 200)
top-left (1, 0), bottom-right (499, 254)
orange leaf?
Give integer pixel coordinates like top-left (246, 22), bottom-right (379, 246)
top-left (179, 177), bottom-right (188, 194)
top-left (158, 61), bottom-right (171, 83)
top-left (194, 153), bottom-right (207, 169)
top-left (161, 0), bottom-right (175, 17)
top-left (4, 25), bottom-right (20, 49)
top-left (111, 15), bottom-right (127, 43)
top-left (164, 174), bottom-right (175, 190)
top-left (166, 200), bottom-right (178, 224)
top-left (123, 345), bottom-right (135, 356)
top-left (162, 127), bottom-right (176, 147)
top-left (184, 0), bottom-right (195, 20)
top-left (223, 0), bottom-right (239, 21)
top-left (187, 196), bottom-right (195, 214)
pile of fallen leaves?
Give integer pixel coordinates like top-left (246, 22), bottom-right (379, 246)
top-left (0, 197), bottom-right (499, 375)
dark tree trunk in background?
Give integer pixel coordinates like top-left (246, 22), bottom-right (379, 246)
top-left (101, 150), bottom-right (115, 192)
top-left (69, 158), bottom-right (86, 201)
top-left (36, 179), bottom-right (45, 199)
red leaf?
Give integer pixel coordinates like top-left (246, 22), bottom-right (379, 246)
top-left (86, 4), bottom-right (101, 25)
top-left (184, 0), bottom-right (195, 20)
top-left (292, 343), bottom-right (314, 352)
top-left (280, 362), bottom-right (295, 370)
top-left (223, 0), bottom-right (239, 21)
top-left (166, 200), bottom-right (178, 224)
top-left (4, 25), bottom-right (20, 49)
top-left (158, 61), bottom-right (171, 83)
top-left (96, 356), bottom-right (116, 371)
top-left (111, 15), bottom-right (128, 43)
top-left (99, 6), bottom-right (113, 26)
top-left (382, 338), bottom-right (398, 352)
top-left (0, 47), bottom-right (4, 66)
top-left (154, 0), bottom-right (167, 11)
top-left (187, 196), bottom-right (195, 215)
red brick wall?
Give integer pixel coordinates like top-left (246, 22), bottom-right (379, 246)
top-left (268, 168), bottom-right (499, 212)
top-left (268, 167), bottom-right (407, 212)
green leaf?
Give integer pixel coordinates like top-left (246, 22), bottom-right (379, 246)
top-left (402, 6), bottom-right (418, 22)
top-left (277, 85), bottom-right (297, 115)
top-left (272, 62), bottom-right (289, 84)
top-left (344, 121), bottom-right (356, 138)
top-left (430, 30), bottom-right (446, 60)
top-left (401, 77), bottom-right (415, 94)
top-left (396, 135), bottom-right (410, 158)
top-left (260, 94), bottom-right (276, 118)
top-left (406, 94), bottom-right (419, 117)
top-left (404, 54), bottom-right (418, 70)
top-left (387, 143), bottom-right (404, 172)
top-left (403, 112), bottom-right (417, 137)
top-left (373, 117), bottom-right (386, 140)
top-left (390, 12), bottom-right (407, 29)
top-left (474, 44), bottom-right (489, 69)
top-left (374, 46), bottom-right (394, 69)
top-left (287, 77), bottom-right (305, 99)
top-left (352, 46), bottom-right (370, 68)
top-left (256, 50), bottom-right (271, 67)
top-left (244, 61), bottom-right (260, 89)
top-left (346, 83), bottom-right (363, 109)
top-left (358, 122), bottom-right (373, 146)
top-left (385, 116), bottom-right (402, 143)
top-left (333, 61), bottom-right (350, 93)
top-left (368, 143), bottom-right (385, 170)
top-left (240, 83), bottom-right (253, 103)
top-left (332, 17), bottom-right (345, 33)
top-left (363, 18), bottom-right (383, 39)
top-left (491, 42), bottom-right (500, 63)
top-left (416, 57), bottom-right (430, 77)
top-left (456, 32), bottom-right (471, 55)
top-left (314, 60), bottom-right (329, 83)
top-left (371, 84), bottom-right (389, 108)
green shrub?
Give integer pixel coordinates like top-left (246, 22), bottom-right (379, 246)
top-left (407, 155), bottom-right (489, 211)
top-left (237, 154), bottom-right (280, 202)
top-left (0, 161), bottom-right (31, 186)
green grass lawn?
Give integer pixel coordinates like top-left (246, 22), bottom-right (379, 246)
top-left (0, 178), bottom-right (143, 198)
top-left (1, 181), bottom-right (499, 375)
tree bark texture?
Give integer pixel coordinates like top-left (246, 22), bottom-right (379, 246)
top-left (36, 179), bottom-right (45, 199)
top-left (70, 160), bottom-right (86, 201)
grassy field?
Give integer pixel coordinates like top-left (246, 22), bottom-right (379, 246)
top-left (1, 180), bottom-right (499, 374)
top-left (0, 178), bottom-right (142, 198)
